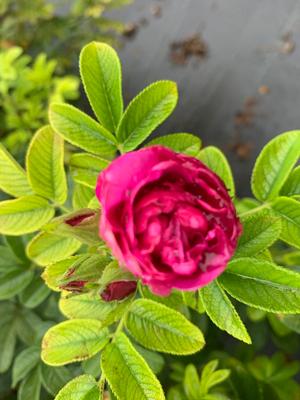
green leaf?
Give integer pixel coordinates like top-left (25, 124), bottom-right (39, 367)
top-left (60, 292), bottom-right (131, 326)
top-left (219, 258), bottom-right (300, 313)
top-left (147, 133), bottom-right (201, 156)
top-left (19, 275), bottom-right (50, 308)
top-left (27, 232), bottom-right (81, 266)
top-left (272, 197), bottom-right (300, 249)
top-left (279, 314), bottom-right (300, 334)
top-left (0, 195), bottom-right (54, 235)
top-left (49, 103), bottom-right (117, 156)
top-left (43, 254), bottom-right (109, 291)
top-left (80, 42), bottom-right (123, 132)
top-left (54, 375), bottom-right (99, 400)
top-left (26, 125), bottom-right (67, 204)
top-left (117, 81), bottom-right (178, 152)
top-left (41, 319), bottom-right (109, 366)
top-left (69, 153), bottom-right (109, 188)
top-left (4, 235), bottom-right (28, 263)
top-left (42, 257), bottom-right (78, 291)
top-left (44, 208), bottom-right (100, 246)
top-left (41, 364), bottom-right (72, 396)
top-left (101, 332), bottom-right (165, 400)
top-left (133, 344), bottom-right (165, 375)
top-left (184, 364), bottom-right (200, 400)
top-left (72, 184), bottom-right (95, 210)
top-left (235, 209), bottom-right (281, 257)
top-left (200, 280), bottom-right (251, 344)
top-left (197, 146), bottom-right (235, 196)
top-left (0, 321), bottom-right (17, 372)
top-left (0, 143), bottom-right (32, 197)
top-left (280, 166), bottom-right (300, 198)
top-left (126, 298), bottom-right (205, 354)
top-left (251, 131), bottom-right (300, 201)
top-left (0, 268), bottom-right (34, 300)
top-left (12, 346), bottom-right (40, 387)
top-left (18, 366), bottom-right (41, 400)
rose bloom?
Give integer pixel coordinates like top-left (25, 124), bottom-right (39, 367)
top-left (96, 146), bottom-right (242, 296)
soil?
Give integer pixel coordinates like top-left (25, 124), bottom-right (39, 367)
top-left (234, 97), bottom-right (257, 127)
top-left (169, 34), bottom-right (208, 65)
top-left (122, 22), bottom-right (139, 38)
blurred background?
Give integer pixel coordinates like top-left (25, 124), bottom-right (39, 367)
top-left (1, 0), bottom-right (300, 196)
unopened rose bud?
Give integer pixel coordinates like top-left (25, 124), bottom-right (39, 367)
top-left (59, 280), bottom-right (87, 292)
top-left (101, 280), bottom-right (137, 301)
top-left (65, 212), bottom-right (96, 227)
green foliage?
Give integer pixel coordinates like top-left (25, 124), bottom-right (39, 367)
top-left (125, 299), bottom-right (205, 355)
top-left (80, 42), bottom-right (123, 132)
top-left (147, 133), bottom-right (202, 156)
top-left (101, 332), bottom-right (165, 400)
top-left (219, 258), bottom-right (300, 313)
top-left (167, 360), bottom-right (231, 400)
top-left (251, 131), bottom-right (300, 201)
top-left (0, 47), bottom-right (79, 154)
top-left (54, 375), bottom-right (99, 400)
top-left (41, 319), bottom-right (109, 366)
top-left (1, 40), bottom-right (300, 400)
top-left (197, 146), bottom-right (235, 197)
top-left (26, 125), bottom-right (67, 204)
top-left (200, 280), bottom-right (251, 344)
top-left (117, 81), bottom-right (178, 152)
top-left (0, 0), bottom-right (132, 70)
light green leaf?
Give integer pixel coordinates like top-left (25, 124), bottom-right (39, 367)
top-left (280, 166), bottom-right (300, 198)
top-left (126, 298), bottom-right (205, 355)
top-left (18, 366), bottom-right (41, 400)
top-left (0, 268), bottom-right (34, 300)
top-left (272, 196), bottom-right (300, 249)
top-left (54, 375), bottom-right (99, 400)
top-left (80, 42), bottom-right (123, 132)
top-left (0, 143), bottom-right (32, 197)
top-left (197, 146), bottom-right (235, 196)
top-left (147, 133), bottom-right (201, 156)
top-left (27, 232), bottom-right (81, 266)
top-left (12, 346), bottom-right (40, 387)
top-left (235, 209), bottom-right (281, 257)
top-left (72, 184), bottom-right (95, 210)
top-left (70, 153), bottom-right (109, 188)
top-left (101, 332), bottom-right (165, 400)
top-left (184, 364), bottom-right (200, 400)
top-left (44, 208), bottom-right (100, 246)
top-left (43, 254), bottom-right (109, 291)
top-left (60, 292), bottom-right (131, 326)
top-left (117, 81), bottom-right (178, 152)
top-left (19, 275), bottom-right (50, 308)
top-left (49, 103), bottom-right (117, 156)
top-left (219, 258), bottom-right (300, 313)
top-left (42, 256), bottom-right (80, 291)
top-left (0, 321), bottom-right (17, 372)
top-left (200, 280), bottom-right (251, 344)
top-left (0, 195), bottom-right (54, 235)
top-left (26, 125), bottom-right (67, 204)
top-left (41, 364), bottom-right (72, 396)
top-left (251, 131), bottom-right (300, 201)
top-left (41, 319), bottom-right (109, 366)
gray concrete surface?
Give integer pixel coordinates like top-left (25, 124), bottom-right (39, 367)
top-left (105, 0), bottom-right (300, 196)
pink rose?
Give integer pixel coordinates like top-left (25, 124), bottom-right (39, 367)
top-left (96, 146), bottom-right (242, 296)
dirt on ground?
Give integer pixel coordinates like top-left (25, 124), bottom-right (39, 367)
top-left (169, 34), bottom-right (208, 65)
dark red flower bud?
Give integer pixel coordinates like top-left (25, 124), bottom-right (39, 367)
top-left (59, 280), bottom-right (87, 292)
top-left (65, 212), bottom-right (95, 227)
top-left (101, 280), bottom-right (137, 301)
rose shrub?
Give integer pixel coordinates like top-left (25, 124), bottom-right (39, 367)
top-left (96, 145), bottom-right (242, 295)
